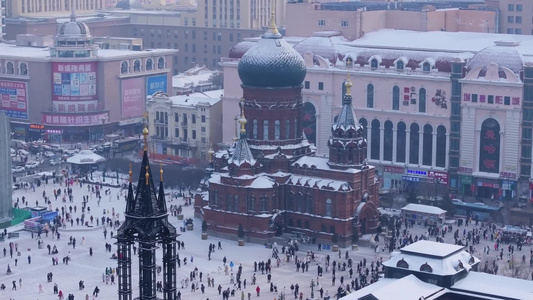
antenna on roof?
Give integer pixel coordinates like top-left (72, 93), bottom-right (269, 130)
top-left (70, 0), bottom-right (76, 22)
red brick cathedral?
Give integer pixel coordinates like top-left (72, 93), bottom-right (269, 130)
top-left (195, 19), bottom-right (379, 246)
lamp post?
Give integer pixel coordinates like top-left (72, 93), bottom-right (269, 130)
top-left (310, 279), bottom-right (315, 298)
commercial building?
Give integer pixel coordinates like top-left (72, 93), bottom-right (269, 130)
top-left (222, 29), bottom-right (533, 202)
top-left (4, 0), bottom-right (106, 18)
top-left (146, 89), bottom-right (223, 160)
top-left (0, 14), bottom-right (176, 142)
top-left (486, 0), bottom-right (533, 35)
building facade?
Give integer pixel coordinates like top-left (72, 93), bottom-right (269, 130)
top-left (146, 89), bottom-right (223, 160)
top-left (0, 15), bottom-right (176, 142)
top-left (0, 113), bottom-right (13, 228)
top-left (5, 0), bottom-right (106, 18)
top-left (196, 20), bottom-right (380, 246)
top-left (487, 0), bottom-right (533, 35)
top-left (222, 29), bottom-right (533, 201)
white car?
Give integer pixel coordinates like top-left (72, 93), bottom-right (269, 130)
top-left (44, 151), bottom-right (56, 158)
top-left (25, 161), bottom-right (40, 169)
top-left (49, 159), bottom-right (60, 166)
top-left (11, 166), bottom-right (25, 173)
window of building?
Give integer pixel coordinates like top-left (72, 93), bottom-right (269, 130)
top-left (192, 115), bottom-right (196, 124)
top-left (253, 120), bottom-right (258, 139)
top-left (507, 28), bottom-right (514, 34)
top-left (285, 120), bottom-right (290, 139)
top-left (201, 115), bottom-right (206, 122)
top-left (508, 4), bottom-right (514, 11)
top-left (304, 81), bottom-right (310, 89)
top-left (318, 20), bottom-right (326, 26)
top-left (419, 88), bottom-right (426, 113)
top-left (19, 63), bottom-right (28, 75)
top-left (396, 60), bottom-right (404, 70)
top-left (367, 84), bottom-right (374, 108)
top-left (192, 130), bottom-right (196, 140)
top-left (263, 120), bottom-right (269, 140)
top-left (341, 20), bottom-right (348, 27)
top-left (248, 195), bottom-right (255, 212)
top-left (146, 59), bottom-right (153, 71)
top-left (515, 28), bottom-right (522, 34)
top-left (175, 128), bottom-right (179, 138)
top-left (392, 86), bottom-right (400, 110)
top-left (275, 120), bottom-right (280, 140)
top-left (158, 57), bottom-right (165, 69)
top-left (370, 59), bottom-right (378, 70)
top-left (517, 4), bottom-right (522, 11)
top-left (422, 62), bottom-right (431, 72)
top-left (318, 82), bottom-right (324, 90)
top-left (325, 199), bottom-right (332, 217)
top-left (508, 16), bottom-right (514, 23)
top-left (504, 96), bottom-right (511, 105)
top-left (133, 60), bottom-right (141, 72)
top-left (488, 95), bottom-right (494, 104)
top-left (472, 94), bottom-right (478, 103)
top-left (516, 16), bottom-right (522, 24)
top-left (120, 61), bottom-right (128, 74)
top-left (201, 127), bottom-right (206, 133)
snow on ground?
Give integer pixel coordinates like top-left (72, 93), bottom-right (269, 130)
top-left (1, 178), bottom-right (532, 300)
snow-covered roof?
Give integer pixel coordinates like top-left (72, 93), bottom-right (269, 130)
top-left (292, 156), bottom-right (364, 174)
top-left (287, 175), bottom-right (351, 191)
top-left (341, 275), bottom-right (444, 300)
top-left (66, 150), bottom-right (106, 165)
top-left (162, 90), bottom-right (223, 107)
top-left (249, 176), bottom-right (275, 189)
top-left (229, 137), bottom-right (256, 167)
top-left (384, 241), bottom-right (479, 277)
top-left (172, 71), bottom-right (214, 89)
top-left (450, 271), bottom-right (533, 299)
top-left (401, 240), bottom-right (463, 258)
top-left (401, 203), bottom-right (446, 216)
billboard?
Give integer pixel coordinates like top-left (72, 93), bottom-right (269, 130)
top-left (122, 78), bottom-right (144, 119)
top-left (0, 80), bottom-right (28, 119)
top-left (42, 112), bottom-right (109, 126)
top-left (52, 62), bottom-right (97, 101)
top-left (146, 75), bottom-right (167, 96)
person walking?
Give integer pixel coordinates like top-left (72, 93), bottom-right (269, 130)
top-left (256, 286), bottom-right (260, 297)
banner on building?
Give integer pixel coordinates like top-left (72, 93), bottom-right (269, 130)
top-left (52, 62), bottom-right (97, 101)
top-left (121, 78), bottom-right (144, 119)
top-left (0, 80), bottom-right (28, 119)
top-left (146, 75), bottom-right (167, 97)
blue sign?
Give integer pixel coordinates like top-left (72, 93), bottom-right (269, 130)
top-left (146, 75), bottom-right (168, 96)
top-left (406, 169), bottom-right (427, 176)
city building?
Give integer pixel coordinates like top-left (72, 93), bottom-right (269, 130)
top-left (195, 18), bottom-right (380, 246)
top-left (0, 0), bottom-right (5, 42)
top-left (0, 13), bottom-right (176, 142)
top-left (172, 65), bottom-right (221, 95)
top-left (343, 240), bottom-right (532, 300)
top-left (222, 29), bottom-right (533, 204)
top-left (5, 0), bottom-right (106, 18)
top-left (486, 0), bottom-right (533, 35)
top-left (146, 89), bottom-right (223, 160)
top-left (286, 0), bottom-right (497, 40)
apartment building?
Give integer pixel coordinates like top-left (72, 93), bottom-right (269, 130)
top-left (5, 0), bottom-right (105, 18)
top-left (486, 0), bottom-right (533, 35)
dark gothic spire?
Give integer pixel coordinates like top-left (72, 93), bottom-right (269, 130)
top-left (332, 73), bottom-right (360, 132)
top-left (229, 100), bottom-right (256, 167)
top-left (157, 164), bottom-right (168, 213)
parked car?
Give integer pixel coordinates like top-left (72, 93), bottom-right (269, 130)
top-left (11, 166), bottom-right (25, 173)
top-left (64, 149), bottom-right (79, 155)
top-left (25, 161), bottom-right (40, 169)
top-left (44, 151), bottom-right (56, 158)
top-left (49, 159), bottom-right (60, 166)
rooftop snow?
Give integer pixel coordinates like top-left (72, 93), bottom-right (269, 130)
top-left (163, 90), bottom-right (223, 107)
top-left (401, 203), bottom-right (447, 216)
top-left (451, 271), bottom-right (533, 299)
top-left (292, 156), bottom-right (365, 174)
top-left (400, 240), bottom-right (463, 258)
top-left (342, 275), bottom-right (444, 300)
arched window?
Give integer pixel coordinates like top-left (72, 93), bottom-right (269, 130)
top-left (157, 57), bottom-right (165, 69)
top-left (409, 123), bottom-right (420, 164)
top-left (252, 120), bottom-right (258, 139)
top-left (396, 258), bottom-right (409, 269)
top-left (285, 120), bottom-right (290, 139)
top-left (294, 119), bottom-right (298, 138)
top-left (392, 86), bottom-right (400, 110)
top-left (422, 62), bottom-right (431, 72)
top-left (297, 193), bottom-right (304, 212)
top-left (423, 124), bottom-right (433, 166)
top-left (6, 62), bottom-right (14, 74)
top-left (263, 120), bottom-right (269, 140)
top-left (146, 58), bottom-right (153, 71)
top-left (419, 88), bottom-right (426, 113)
top-left (371, 119), bottom-right (380, 160)
top-left (325, 199), bottom-right (332, 217)
top-left (384, 121), bottom-right (393, 161)
top-left (19, 63), bottom-right (28, 75)
top-left (120, 61), bottom-right (128, 74)
top-left (367, 84), bottom-right (374, 108)
top-left (226, 195), bottom-right (233, 212)
top-left (260, 196), bottom-right (267, 212)
top-left (233, 195), bottom-right (239, 213)
top-left (275, 120), bottom-right (280, 140)
top-left (436, 125), bottom-right (446, 167)
top-left (287, 192), bottom-right (295, 211)
top-left (133, 60), bottom-right (141, 72)
top-left (420, 263), bottom-right (433, 273)
top-left (396, 122), bottom-right (406, 163)
top-left (306, 195), bottom-right (313, 214)
top-left (370, 59), bottom-right (378, 70)
top-left (397, 60), bottom-right (404, 70)
top-left (248, 195), bottom-right (255, 212)
top-left (479, 118), bottom-right (500, 173)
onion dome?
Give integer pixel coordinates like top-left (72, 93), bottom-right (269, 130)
top-left (466, 41), bottom-right (523, 74)
top-left (238, 14), bottom-right (306, 87)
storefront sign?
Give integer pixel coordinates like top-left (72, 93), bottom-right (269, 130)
top-left (42, 112), bottom-right (108, 126)
top-left (384, 166), bottom-right (404, 174)
top-left (429, 171), bottom-right (449, 185)
top-left (52, 62), bottom-right (97, 101)
top-left (29, 124), bottom-right (44, 132)
top-left (499, 172), bottom-right (517, 180)
top-left (479, 119), bottom-right (500, 173)
top-left (458, 167), bottom-right (473, 174)
top-left (406, 169), bottom-right (427, 176)
top-left (146, 75), bottom-right (167, 97)
top-left (0, 80), bottom-right (28, 119)
top-left (477, 181), bottom-right (499, 189)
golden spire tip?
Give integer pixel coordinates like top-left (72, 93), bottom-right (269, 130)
top-left (145, 165), bottom-right (149, 185)
top-left (129, 163), bottom-right (132, 183)
top-left (160, 163), bottom-right (163, 182)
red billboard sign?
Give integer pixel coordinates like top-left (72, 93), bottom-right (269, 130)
top-left (429, 171), bottom-right (448, 185)
top-left (52, 62), bottom-right (97, 101)
top-left (121, 78), bottom-right (144, 119)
